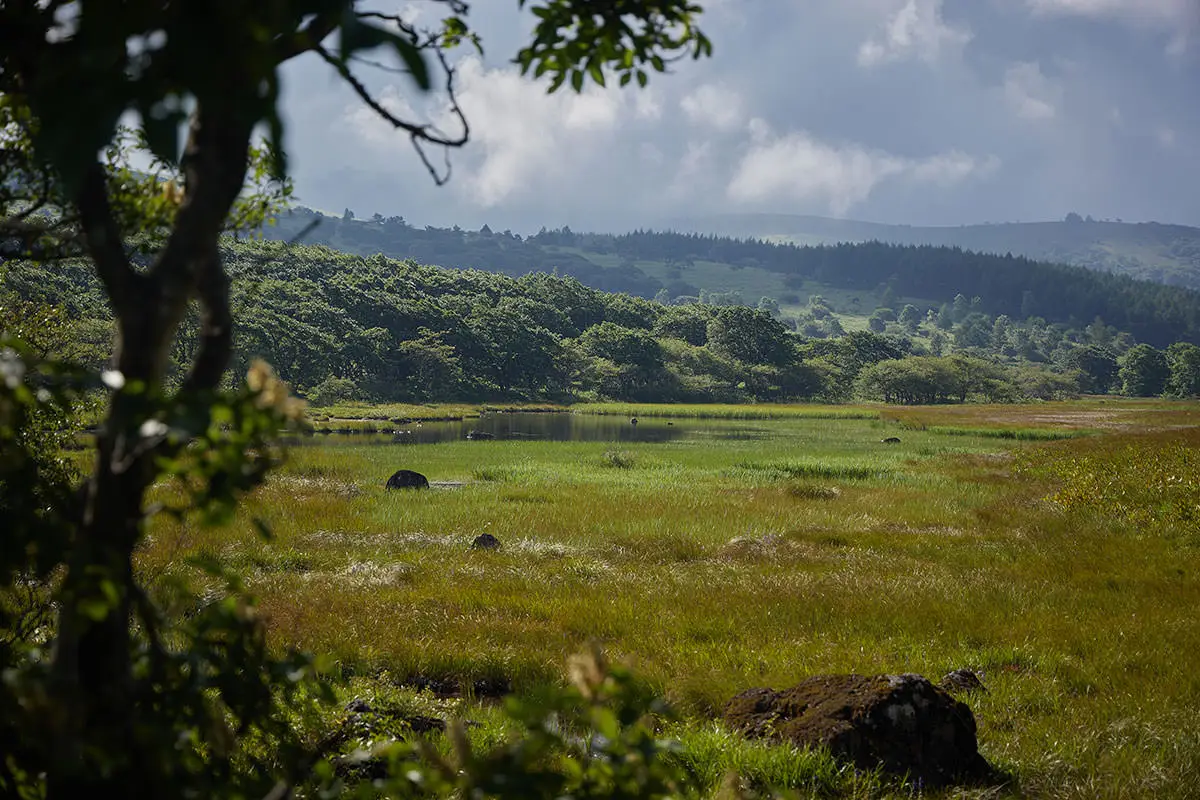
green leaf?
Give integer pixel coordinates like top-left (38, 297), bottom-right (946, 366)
top-left (340, 14), bottom-right (431, 91)
top-left (78, 597), bottom-right (112, 622)
top-left (389, 35), bottom-right (431, 92)
top-left (571, 69), bottom-right (584, 93)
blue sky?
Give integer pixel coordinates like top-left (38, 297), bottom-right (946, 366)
top-left (276, 0), bottom-right (1200, 233)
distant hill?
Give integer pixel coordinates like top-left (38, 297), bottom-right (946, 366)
top-left (668, 214), bottom-right (1200, 290)
top-left (255, 208), bottom-right (1200, 347)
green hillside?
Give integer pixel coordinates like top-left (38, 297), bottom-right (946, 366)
top-left (263, 208), bottom-right (1200, 348)
top-left (670, 213), bottom-right (1200, 289)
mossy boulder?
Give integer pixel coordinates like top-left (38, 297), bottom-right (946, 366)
top-left (723, 673), bottom-right (990, 786)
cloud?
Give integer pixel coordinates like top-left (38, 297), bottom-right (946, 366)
top-left (1027, 0), bottom-right (1200, 57)
top-left (666, 140), bottom-right (718, 200)
top-left (1026, 0), bottom-right (1197, 27)
top-left (1004, 61), bottom-right (1062, 121)
top-left (727, 122), bottom-right (997, 216)
top-left (288, 1), bottom-right (1200, 231)
top-left (679, 83), bottom-right (745, 131)
top-left (342, 58), bottom-right (641, 208)
top-left (857, 0), bottom-right (971, 67)
top-left (344, 87), bottom-right (421, 145)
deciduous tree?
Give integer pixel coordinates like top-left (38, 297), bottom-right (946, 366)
top-left (0, 2), bottom-right (711, 795)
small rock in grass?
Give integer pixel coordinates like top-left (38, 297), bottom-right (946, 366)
top-left (471, 533), bottom-right (501, 550)
top-left (344, 697), bottom-right (373, 714)
top-left (940, 668), bottom-right (988, 694)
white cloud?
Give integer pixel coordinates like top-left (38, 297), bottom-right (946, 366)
top-left (1026, 0), bottom-right (1197, 27)
top-left (727, 122), bottom-right (996, 216)
top-left (1028, 0), bottom-right (1199, 57)
top-left (857, 0), bottom-right (971, 67)
top-left (633, 89), bottom-right (662, 121)
top-left (1004, 61), bottom-right (1062, 121)
top-left (344, 59), bottom-right (643, 208)
top-left (680, 83), bottom-right (745, 131)
top-left (344, 87), bottom-right (420, 145)
top-left (667, 140), bottom-right (718, 200)
top-left (452, 60), bottom-right (625, 206)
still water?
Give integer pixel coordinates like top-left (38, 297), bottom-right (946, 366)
top-left (301, 412), bottom-right (773, 446)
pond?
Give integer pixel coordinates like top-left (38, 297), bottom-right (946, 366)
top-left (301, 412), bottom-right (775, 446)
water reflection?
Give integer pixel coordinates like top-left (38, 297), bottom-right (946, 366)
top-left (391, 413), bottom-right (685, 444)
top-left (298, 412), bottom-right (696, 446)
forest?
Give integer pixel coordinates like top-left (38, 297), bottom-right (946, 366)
top-left (669, 212), bottom-right (1200, 289)
top-left (266, 208), bottom-right (1200, 347)
top-left (5, 238), bottom-right (1199, 407)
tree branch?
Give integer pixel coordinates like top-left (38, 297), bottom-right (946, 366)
top-left (274, 10), bottom-right (342, 62)
top-left (148, 107), bottom-right (253, 368)
top-left (312, 42), bottom-right (469, 185)
top-left (75, 163), bottom-right (141, 317)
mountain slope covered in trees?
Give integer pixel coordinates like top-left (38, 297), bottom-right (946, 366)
top-left (263, 208), bottom-right (1200, 348)
top-left (6, 238), bottom-right (1200, 407)
top-left (670, 213), bottom-right (1200, 289)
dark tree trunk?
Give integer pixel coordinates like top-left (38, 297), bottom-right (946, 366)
top-left (46, 107), bottom-right (253, 799)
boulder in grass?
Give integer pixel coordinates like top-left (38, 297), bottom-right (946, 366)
top-left (471, 533), bottom-right (501, 550)
top-left (723, 673), bottom-right (991, 787)
top-left (385, 469), bottom-right (429, 490)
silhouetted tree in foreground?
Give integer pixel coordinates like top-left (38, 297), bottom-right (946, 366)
top-left (0, 2), bottom-right (710, 796)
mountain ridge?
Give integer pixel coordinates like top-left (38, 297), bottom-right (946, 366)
top-left (667, 213), bottom-right (1200, 289)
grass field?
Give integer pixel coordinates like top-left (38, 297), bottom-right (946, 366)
top-left (139, 400), bottom-right (1200, 797)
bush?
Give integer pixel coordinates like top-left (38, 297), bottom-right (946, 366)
top-left (308, 376), bottom-right (360, 407)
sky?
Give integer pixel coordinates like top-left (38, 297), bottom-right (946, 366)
top-left (277, 0), bottom-right (1200, 234)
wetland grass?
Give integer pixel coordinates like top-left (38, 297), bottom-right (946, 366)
top-left (138, 401), bottom-right (1200, 797)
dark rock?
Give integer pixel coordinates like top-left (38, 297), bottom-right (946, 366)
top-left (723, 673), bottom-right (990, 786)
top-left (471, 533), bottom-right (501, 550)
top-left (940, 669), bottom-right (988, 694)
top-left (881, 437), bottom-right (902, 444)
top-left (344, 697), bottom-right (373, 714)
top-left (385, 469), bottom-right (429, 490)
top-left (404, 714), bottom-right (448, 734)
top-left (407, 675), bottom-right (461, 697)
top-left (332, 709), bottom-right (450, 782)
top-left (403, 673), bottom-right (511, 700)
top-left (472, 675), bottom-right (512, 699)
top-left (466, 429), bottom-right (495, 440)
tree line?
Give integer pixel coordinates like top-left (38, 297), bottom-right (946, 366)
top-left (6, 240), bottom-right (1199, 407)
top-left (265, 211), bottom-right (1200, 348)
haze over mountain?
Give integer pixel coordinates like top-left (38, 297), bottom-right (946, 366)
top-left (669, 213), bottom-right (1200, 289)
top-left (278, 1), bottom-right (1200, 235)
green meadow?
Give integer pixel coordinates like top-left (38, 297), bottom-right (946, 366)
top-left (139, 400), bottom-right (1200, 797)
